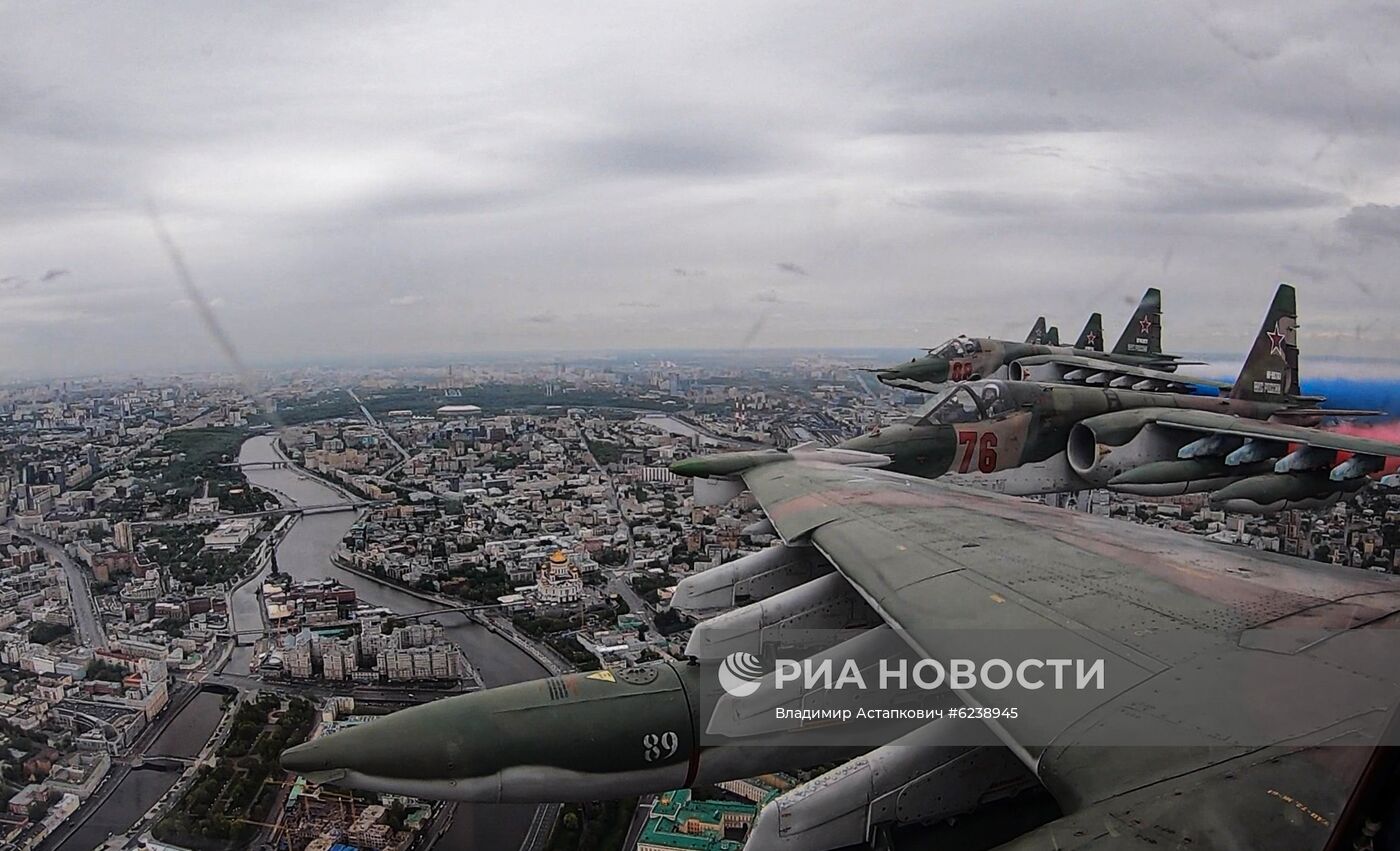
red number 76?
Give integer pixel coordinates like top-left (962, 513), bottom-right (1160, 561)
top-left (957, 431), bottom-right (999, 473)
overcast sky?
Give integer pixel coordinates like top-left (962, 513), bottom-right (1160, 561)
top-left (4, 1), bottom-right (1400, 378)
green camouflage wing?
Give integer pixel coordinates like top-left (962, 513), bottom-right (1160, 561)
top-left (737, 459), bottom-right (1400, 848)
top-left (1014, 353), bottom-right (1233, 390)
top-left (1139, 407), bottom-right (1400, 457)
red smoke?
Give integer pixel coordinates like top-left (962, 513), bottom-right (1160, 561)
top-left (1329, 421), bottom-right (1400, 443)
top-left (1324, 421), bottom-right (1400, 476)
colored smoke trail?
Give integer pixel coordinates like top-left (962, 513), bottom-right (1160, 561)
top-left (1328, 421), bottom-right (1400, 443)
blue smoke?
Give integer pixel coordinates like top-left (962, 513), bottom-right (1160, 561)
top-left (1187, 377), bottom-right (1400, 417)
top-left (1303, 378), bottom-right (1400, 417)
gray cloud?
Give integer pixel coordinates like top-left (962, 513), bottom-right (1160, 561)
top-left (2, 1), bottom-right (1400, 377)
top-left (1118, 173), bottom-right (1345, 215)
top-left (867, 108), bottom-right (1109, 137)
top-left (1338, 204), bottom-right (1400, 244)
top-left (1280, 262), bottom-right (1329, 282)
top-left (895, 190), bottom-right (1064, 217)
top-left (570, 129), bottom-right (786, 178)
top-left (904, 175), bottom-right (1343, 218)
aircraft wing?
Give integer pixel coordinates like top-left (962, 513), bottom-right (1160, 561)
top-left (1012, 353), bottom-right (1233, 392)
top-left (1142, 408), bottom-right (1400, 458)
top-left (730, 458), bottom-right (1400, 849)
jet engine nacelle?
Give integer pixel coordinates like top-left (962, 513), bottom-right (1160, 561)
top-left (670, 545), bottom-right (830, 616)
top-left (684, 572), bottom-right (876, 661)
top-left (694, 475), bottom-right (745, 506)
top-left (744, 722), bottom-right (1035, 851)
top-left (1066, 412), bottom-right (1188, 488)
top-left (1009, 360), bottom-right (1063, 383)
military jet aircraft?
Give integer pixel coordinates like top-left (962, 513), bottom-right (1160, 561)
top-left (684, 285), bottom-right (1400, 514)
top-left (1025, 313), bottom-right (1097, 349)
top-left (1023, 315), bottom-right (1067, 347)
top-left (873, 288), bottom-right (1229, 396)
top-left (1073, 312), bottom-right (1103, 351)
top-left (1024, 315), bottom-right (1049, 345)
top-left (280, 451), bottom-right (1400, 850)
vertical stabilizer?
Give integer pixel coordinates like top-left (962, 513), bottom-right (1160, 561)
top-left (1074, 313), bottom-right (1103, 351)
top-left (1025, 317), bottom-right (1048, 345)
top-left (1111, 288), bottom-right (1163, 357)
top-left (1229, 284), bottom-right (1300, 404)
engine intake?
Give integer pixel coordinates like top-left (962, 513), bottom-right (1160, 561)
top-left (1067, 412), bottom-right (1187, 487)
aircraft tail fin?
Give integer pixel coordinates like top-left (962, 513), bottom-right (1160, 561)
top-left (1045, 326), bottom-right (1060, 346)
top-left (1229, 284), bottom-right (1301, 404)
top-left (1111, 288), bottom-right (1162, 357)
top-left (1025, 317), bottom-right (1048, 345)
top-left (1074, 313), bottom-right (1104, 351)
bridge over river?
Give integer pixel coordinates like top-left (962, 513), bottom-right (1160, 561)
top-left (132, 499), bottom-right (389, 527)
top-left (229, 433), bottom-right (554, 851)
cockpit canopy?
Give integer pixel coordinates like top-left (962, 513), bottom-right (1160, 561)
top-left (927, 336), bottom-right (982, 359)
top-left (906, 380), bottom-right (1016, 425)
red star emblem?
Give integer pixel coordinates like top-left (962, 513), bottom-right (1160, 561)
top-left (1266, 329), bottom-right (1286, 356)
top-left (1085, 331), bottom-right (1097, 345)
top-left (1139, 316), bottom-right (1153, 334)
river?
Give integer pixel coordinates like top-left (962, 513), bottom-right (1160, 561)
top-left (56, 692), bottom-right (226, 851)
top-left (235, 434), bottom-right (547, 849)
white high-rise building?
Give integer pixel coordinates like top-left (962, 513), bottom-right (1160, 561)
top-left (113, 521), bottom-right (134, 553)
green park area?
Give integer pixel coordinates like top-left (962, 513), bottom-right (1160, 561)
top-left (153, 695), bottom-right (314, 850)
top-left (546, 798), bottom-right (637, 851)
top-left (584, 437), bottom-right (626, 465)
top-left (27, 622), bottom-right (71, 645)
top-left (628, 571), bottom-right (678, 606)
top-left (154, 428), bottom-right (266, 512)
top-left (101, 427), bottom-right (269, 522)
top-left (275, 384), bottom-right (679, 427)
top-left (143, 521), bottom-right (263, 588)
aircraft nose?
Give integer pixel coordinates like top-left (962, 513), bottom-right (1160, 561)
top-left (280, 693), bottom-right (473, 780)
top-left (279, 736), bottom-right (336, 775)
top-left (837, 432), bottom-right (879, 453)
top-left (887, 359), bottom-right (948, 384)
top-left (277, 697), bottom-right (442, 778)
